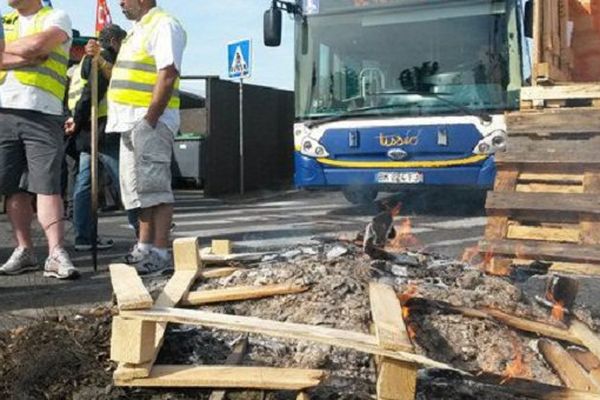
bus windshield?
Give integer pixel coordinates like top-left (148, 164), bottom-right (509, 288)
top-left (295, 0), bottom-right (523, 120)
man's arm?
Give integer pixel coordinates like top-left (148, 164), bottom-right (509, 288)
top-left (4, 27), bottom-right (68, 59)
top-left (144, 64), bottom-right (179, 128)
top-left (1, 52), bottom-right (42, 69)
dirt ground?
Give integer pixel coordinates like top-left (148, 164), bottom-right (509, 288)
top-left (0, 238), bottom-right (582, 400)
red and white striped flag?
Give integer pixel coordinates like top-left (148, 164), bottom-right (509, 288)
top-left (95, 0), bottom-right (113, 36)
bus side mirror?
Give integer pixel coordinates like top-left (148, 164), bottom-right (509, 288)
top-left (264, 6), bottom-right (282, 47)
top-left (524, 0), bottom-right (533, 39)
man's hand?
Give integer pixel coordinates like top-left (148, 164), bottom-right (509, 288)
top-left (5, 27), bottom-right (68, 60)
top-left (85, 39), bottom-right (101, 58)
top-left (64, 117), bottom-right (77, 136)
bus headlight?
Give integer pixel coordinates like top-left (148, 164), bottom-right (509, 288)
top-left (301, 137), bottom-right (329, 158)
top-left (473, 130), bottom-right (507, 154)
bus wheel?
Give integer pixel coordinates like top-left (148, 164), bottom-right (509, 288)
top-left (342, 187), bottom-right (378, 205)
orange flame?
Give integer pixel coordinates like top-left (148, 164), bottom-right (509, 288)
top-left (389, 217), bottom-right (421, 250)
top-left (501, 335), bottom-right (530, 384)
top-left (546, 292), bottom-right (566, 322)
top-left (461, 245), bottom-right (480, 264)
top-left (399, 284), bottom-right (418, 306)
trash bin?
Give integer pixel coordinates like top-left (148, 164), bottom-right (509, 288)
top-left (172, 132), bottom-right (205, 188)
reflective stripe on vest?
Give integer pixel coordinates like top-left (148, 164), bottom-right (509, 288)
top-left (108, 8), bottom-right (182, 110)
top-left (0, 7), bottom-right (69, 101)
top-left (67, 60), bottom-right (108, 118)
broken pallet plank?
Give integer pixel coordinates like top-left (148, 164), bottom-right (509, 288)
top-left (539, 339), bottom-right (600, 392)
top-left (208, 337), bottom-right (249, 400)
top-left (521, 84), bottom-right (600, 101)
top-left (506, 225), bottom-right (580, 243)
top-left (110, 316), bottom-right (157, 364)
top-left (109, 264), bottom-right (153, 311)
top-left (370, 282), bottom-right (417, 400)
top-left (114, 238), bottom-right (203, 381)
top-left (568, 349), bottom-right (600, 372)
top-left (115, 365), bottom-right (326, 390)
top-left (201, 267), bottom-right (241, 279)
top-left (570, 320), bottom-right (600, 363)
top-left (496, 152), bottom-right (600, 166)
top-left (182, 283), bottom-right (310, 306)
top-left (486, 192), bottom-right (600, 215)
top-left (120, 307), bottom-right (459, 371)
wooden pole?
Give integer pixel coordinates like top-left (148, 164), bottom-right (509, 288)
top-left (90, 56), bottom-right (99, 272)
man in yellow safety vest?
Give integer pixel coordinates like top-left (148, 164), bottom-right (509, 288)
top-left (105, 0), bottom-right (186, 274)
top-left (0, 0), bottom-right (78, 279)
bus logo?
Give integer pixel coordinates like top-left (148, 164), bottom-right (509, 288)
top-left (387, 149), bottom-right (408, 161)
top-left (379, 133), bottom-right (419, 147)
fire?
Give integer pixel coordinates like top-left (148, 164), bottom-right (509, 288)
top-left (399, 284), bottom-right (418, 305)
top-left (461, 245), bottom-right (480, 264)
top-left (389, 217), bottom-right (421, 250)
top-left (501, 335), bottom-right (530, 384)
top-left (546, 291), bottom-right (566, 322)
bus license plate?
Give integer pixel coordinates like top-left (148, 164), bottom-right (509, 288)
top-left (376, 172), bottom-right (424, 184)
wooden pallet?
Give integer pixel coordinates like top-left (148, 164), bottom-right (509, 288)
top-left (521, 84), bottom-right (600, 110)
top-left (480, 109), bottom-right (600, 276)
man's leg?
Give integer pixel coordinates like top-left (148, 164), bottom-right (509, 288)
top-left (37, 194), bottom-right (65, 252)
top-left (138, 207), bottom-right (155, 245)
top-left (152, 203), bottom-right (173, 249)
top-left (6, 192), bottom-right (34, 249)
top-left (72, 152), bottom-right (92, 246)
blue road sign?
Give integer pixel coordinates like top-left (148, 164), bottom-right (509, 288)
top-left (228, 39), bottom-right (252, 79)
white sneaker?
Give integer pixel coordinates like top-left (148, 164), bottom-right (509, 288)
top-left (124, 243), bottom-right (149, 264)
top-left (0, 248), bottom-right (39, 275)
top-left (43, 247), bottom-right (80, 280)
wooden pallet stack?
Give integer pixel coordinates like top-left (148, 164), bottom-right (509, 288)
top-left (108, 237), bottom-right (451, 399)
top-left (480, 107), bottom-right (600, 276)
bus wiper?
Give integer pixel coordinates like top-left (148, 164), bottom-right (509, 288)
top-left (373, 91), bottom-right (493, 123)
top-left (305, 103), bottom-right (412, 129)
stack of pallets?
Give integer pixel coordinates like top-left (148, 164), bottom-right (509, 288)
top-left (480, 106), bottom-right (600, 276)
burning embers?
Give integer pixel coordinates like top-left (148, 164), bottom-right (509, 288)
top-left (501, 333), bottom-right (532, 384)
top-left (363, 202), bottom-right (422, 254)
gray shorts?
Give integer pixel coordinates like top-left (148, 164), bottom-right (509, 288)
top-left (0, 109), bottom-right (64, 195)
top-left (119, 120), bottom-right (174, 210)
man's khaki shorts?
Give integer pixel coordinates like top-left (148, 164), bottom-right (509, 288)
top-left (119, 120), bottom-right (174, 210)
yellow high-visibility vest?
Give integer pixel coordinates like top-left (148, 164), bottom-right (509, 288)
top-left (68, 59), bottom-right (108, 118)
top-left (108, 8), bottom-right (184, 110)
top-left (0, 7), bottom-right (69, 101)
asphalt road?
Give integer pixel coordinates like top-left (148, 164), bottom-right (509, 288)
top-left (0, 188), bottom-right (488, 321)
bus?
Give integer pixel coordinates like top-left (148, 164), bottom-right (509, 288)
top-left (264, 0), bottom-right (527, 204)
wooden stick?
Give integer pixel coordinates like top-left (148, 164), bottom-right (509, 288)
top-left (109, 264), bottom-right (153, 310)
top-left (115, 365), bottom-right (326, 390)
top-left (208, 337), bottom-right (249, 400)
top-left (182, 283), bottom-right (309, 306)
top-left (201, 267), bottom-right (240, 279)
top-left (90, 56), bottom-right (99, 272)
top-left (121, 307), bottom-right (461, 372)
top-left (539, 339), bottom-right (600, 392)
top-left (570, 320), bottom-right (600, 362)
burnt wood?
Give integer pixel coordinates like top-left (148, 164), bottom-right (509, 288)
top-left (486, 192), bottom-right (600, 215)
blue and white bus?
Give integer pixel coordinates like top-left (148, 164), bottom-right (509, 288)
top-left (266, 0), bottom-right (526, 203)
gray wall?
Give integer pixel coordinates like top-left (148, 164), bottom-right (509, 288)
top-left (204, 79), bottom-right (294, 196)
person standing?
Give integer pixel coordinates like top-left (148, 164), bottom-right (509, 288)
top-left (0, 0), bottom-right (77, 279)
top-left (65, 24), bottom-right (129, 252)
top-left (107, 0), bottom-right (186, 274)
top-left (0, 10), bottom-right (4, 67)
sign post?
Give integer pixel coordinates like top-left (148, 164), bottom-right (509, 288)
top-left (228, 39), bottom-right (252, 195)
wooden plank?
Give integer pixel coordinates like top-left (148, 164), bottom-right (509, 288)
top-left (115, 365), bottom-right (326, 390)
top-left (109, 264), bottom-right (153, 311)
top-left (494, 169), bottom-right (519, 192)
top-left (208, 337), bottom-right (249, 400)
top-left (369, 282), bottom-right (413, 352)
top-left (173, 237), bottom-right (202, 271)
top-left (115, 239), bottom-right (203, 381)
top-left (486, 192), bottom-right (600, 215)
top-left (570, 320), bottom-right (600, 362)
top-left (521, 84), bottom-right (600, 101)
top-left (519, 173), bottom-right (583, 184)
top-left (507, 108), bottom-right (600, 134)
top-left (496, 152), bottom-right (600, 166)
top-left (484, 216), bottom-right (508, 241)
top-left (506, 225), bottom-right (580, 243)
top-left (550, 262), bottom-right (600, 276)
top-left (539, 339), bottom-right (600, 392)
top-left (211, 240), bottom-right (232, 255)
top-left (568, 349), bottom-right (600, 372)
top-left (296, 393), bottom-right (310, 400)
top-left (201, 267), bottom-right (240, 279)
top-left (584, 173), bottom-right (600, 194)
top-left (377, 360), bottom-right (418, 400)
top-left (110, 317), bottom-right (156, 364)
top-left (516, 183), bottom-right (583, 194)
top-left (479, 240), bottom-right (600, 264)
top-left (182, 283), bottom-right (310, 306)
top-left (121, 307), bottom-right (460, 371)
top-left (580, 218), bottom-right (600, 246)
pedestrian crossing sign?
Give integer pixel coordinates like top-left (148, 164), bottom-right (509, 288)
top-left (228, 39), bottom-right (252, 79)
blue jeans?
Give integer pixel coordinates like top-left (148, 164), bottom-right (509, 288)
top-left (72, 135), bottom-right (139, 244)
